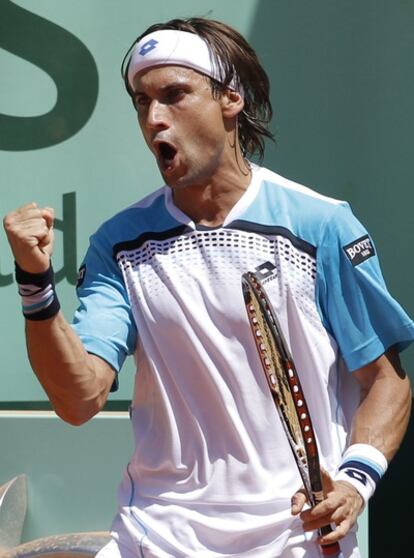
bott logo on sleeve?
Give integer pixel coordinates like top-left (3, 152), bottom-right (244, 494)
top-left (343, 234), bottom-right (376, 266)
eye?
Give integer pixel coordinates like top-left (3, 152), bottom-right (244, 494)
top-left (165, 88), bottom-right (186, 104)
top-left (132, 94), bottom-right (150, 111)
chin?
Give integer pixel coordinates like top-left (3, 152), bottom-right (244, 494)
top-left (165, 179), bottom-right (192, 190)
top-left (159, 161), bottom-right (209, 190)
top-left (161, 170), bottom-right (192, 190)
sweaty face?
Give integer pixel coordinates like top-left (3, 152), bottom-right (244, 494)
top-left (131, 66), bottom-right (229, 189)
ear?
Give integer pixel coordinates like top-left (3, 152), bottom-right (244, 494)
top-left (220, 89), bottom-right (244, 119)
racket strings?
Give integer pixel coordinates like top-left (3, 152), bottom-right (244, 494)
top-left (243, 274), bottom-right (314, 499)
top-left (246, 285), bottom-right (306, 448)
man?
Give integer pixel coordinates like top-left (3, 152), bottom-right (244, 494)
top-left (3, 17), bottom-right (413, 558)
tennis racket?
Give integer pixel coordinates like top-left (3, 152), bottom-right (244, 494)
top-left (242, 270), bottom-right (340, 557)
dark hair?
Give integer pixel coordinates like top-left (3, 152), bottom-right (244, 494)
top-left (121, 17), bottom-right (274, 162)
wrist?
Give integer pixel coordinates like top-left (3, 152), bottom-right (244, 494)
top-left (334, 443), bottom-right (388, 512)
top-left (15, 262), bottom-right (61, 321)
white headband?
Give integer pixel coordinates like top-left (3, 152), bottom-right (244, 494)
top-left (127, 29), bottom-right (240, 92)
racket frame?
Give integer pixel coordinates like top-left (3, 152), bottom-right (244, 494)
top-left (242, 271), bottom-right (340, 557)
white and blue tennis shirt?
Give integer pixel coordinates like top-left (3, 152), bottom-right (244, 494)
top-left (72, 165), bottom-right (414, 557)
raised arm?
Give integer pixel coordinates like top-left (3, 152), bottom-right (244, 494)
top-left (3, 203), bottom-right (115, 425)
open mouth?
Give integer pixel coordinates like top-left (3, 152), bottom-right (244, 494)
top-left (156, 141), bottom-right (177, 170)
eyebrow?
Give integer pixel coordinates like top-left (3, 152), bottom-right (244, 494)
top-left (133, 80), bottom-right (192, 97)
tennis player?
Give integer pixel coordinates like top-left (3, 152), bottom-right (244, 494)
top-left (3, 17), bottom-right (413, 558)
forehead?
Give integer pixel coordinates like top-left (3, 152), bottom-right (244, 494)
top-left (131, 65), bottom-right (209, 92)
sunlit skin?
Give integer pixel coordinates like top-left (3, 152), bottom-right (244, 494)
top-left (2, 57), bottom-right (411, 551)
top-left (131, 65), bottom-right (251, 226)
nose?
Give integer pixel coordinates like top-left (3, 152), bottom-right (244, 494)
top-left (146, 99), bottom-right (169, 130)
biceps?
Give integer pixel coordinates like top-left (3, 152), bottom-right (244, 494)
top-left (353, 346), bottom-right (405, 393)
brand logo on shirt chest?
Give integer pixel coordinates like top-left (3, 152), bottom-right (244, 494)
top-left (254, 261), bottom-right (278, 284)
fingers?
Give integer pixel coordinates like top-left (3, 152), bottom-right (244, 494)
top-left (3, 203), bottom-right (55, 273)
top-left (4, 203), bottom-right (53, 248)
top-left (42, 206), bottom-right (55, 229)
top-left (4, 203), bottom-right (52, 231)
top-left (317, 517), bottom-right (353, 545)
top-left (298, 476), bottom-right (363, 544)
top-left (291, 488), bottom-right (308, 515)
top-left (321, 467), bottom-right (335, 495)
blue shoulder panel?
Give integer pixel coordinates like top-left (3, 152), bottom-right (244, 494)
top-left (71, 188), bottom-right (184, 387)
top-left (230, 175), bottom-right (414, 370)
top-left (316, 203), bottom-right (414, 371)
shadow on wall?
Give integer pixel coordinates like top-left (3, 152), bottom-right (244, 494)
top-left (248, 4), bottom-right (414, 558)
top-left (368, 407), bottom-right (414, 558)
top-left (248, 0), bottom-right (414, 368)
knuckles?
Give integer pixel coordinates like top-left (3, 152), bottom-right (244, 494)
top-left (2, 213), bottom-right (16, 232)
top-left (294, 474), bottom-right (362, 542)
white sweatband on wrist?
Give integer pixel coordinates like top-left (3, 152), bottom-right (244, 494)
top-left (127, 29), bottom-right (241, 93)
top-left (335, 443), bottom-right (388, 509)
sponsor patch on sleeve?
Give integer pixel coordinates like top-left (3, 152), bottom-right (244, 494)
top-left (343, 234), bottom-right (376, 266)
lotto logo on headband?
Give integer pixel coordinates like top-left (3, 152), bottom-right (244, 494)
top-left (139, 39), bottom-right (159, 56)
top-left (127, 30), bottom-right (243, 95)
top-left (343, 234), bottom-right (375, 266)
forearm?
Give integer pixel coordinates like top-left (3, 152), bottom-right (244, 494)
top-left (25, 311), bottom-right (114, 425)
top-left (351, 350), bottom-right (412, 461)
top-left (4, 203), bottom-right (115, 424)
top-left (296, 351), bottom-right (412, 544)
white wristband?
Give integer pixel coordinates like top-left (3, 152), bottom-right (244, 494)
top-left (335, 444), bottom-right (388, 509)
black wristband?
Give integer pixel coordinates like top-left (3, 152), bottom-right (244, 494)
top-left (15, 262), bottom-right (61, 321)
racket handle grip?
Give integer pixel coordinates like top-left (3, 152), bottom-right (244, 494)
top-left (318, 525), bottom-right (341, 556)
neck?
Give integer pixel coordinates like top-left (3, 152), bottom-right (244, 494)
top-left (172, 157), bottom-right (252, 226)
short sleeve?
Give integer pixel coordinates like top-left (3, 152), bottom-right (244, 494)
top-left (316, 202), bottom-right (414, 371)
top-left (71, 228), bottom-right (137, 389)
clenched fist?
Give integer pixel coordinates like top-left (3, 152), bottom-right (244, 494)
top-left (3, 203), bottom-right (55, 274)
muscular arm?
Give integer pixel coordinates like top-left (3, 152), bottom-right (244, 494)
top-left (350, 347), bottom-right (412, 460)
top-left (3, 203), bottom-right (115, 425)
top-left (292, 347), bottom-right (412, 544)
top-left (26, 313), bottom-right (115, 425)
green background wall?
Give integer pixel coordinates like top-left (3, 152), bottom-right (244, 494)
top-left (1, 0), bottom-right (412, 402)
top-left (0, 0), bottom-right (260, 402)
top-left (0, 1), bottom-right (412, 556)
